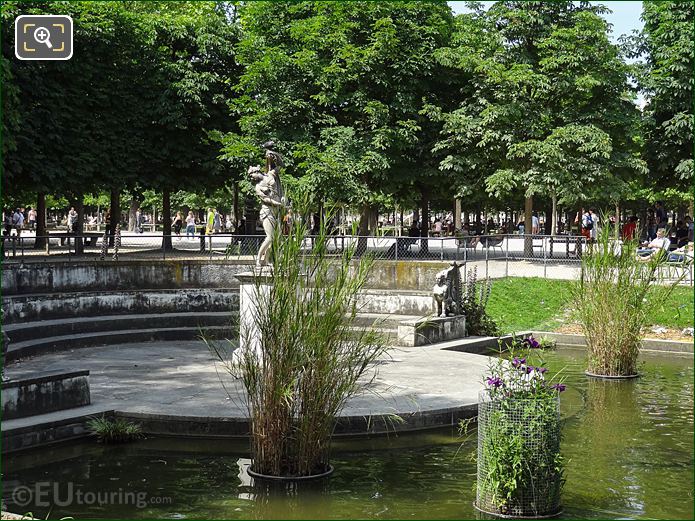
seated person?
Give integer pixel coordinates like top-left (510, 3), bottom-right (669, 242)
top-left (637, 228), bottom-right (670, 260)
top-left (667, 242), bottom-right (693, 263)
top-left (674, 220), bottom-right (689, 248)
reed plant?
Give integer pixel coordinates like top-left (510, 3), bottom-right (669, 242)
top-left (570, 222), bottom-right (680, 376)
top-left (211, 212), bottom-right (388, 477)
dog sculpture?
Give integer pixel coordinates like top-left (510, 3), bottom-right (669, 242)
top-left (432, 262), bottom-right (463, 317)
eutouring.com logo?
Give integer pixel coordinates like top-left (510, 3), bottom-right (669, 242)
top-left (10, 482), bottom-right (172, 509)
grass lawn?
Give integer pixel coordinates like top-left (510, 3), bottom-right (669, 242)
top-left (486, 277), bottom-right (694, 334)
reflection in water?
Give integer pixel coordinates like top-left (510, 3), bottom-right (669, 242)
top-left (2, 348), bottom-right (692, 520)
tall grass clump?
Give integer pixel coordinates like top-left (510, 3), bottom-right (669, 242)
top-left (462, 268), bottom-right (498, 336)
top-left (570, 223), bottom-right (680, 377)
top-left (87, 416), bottom-right (144, 443)
top-left (210, 211), bottom-right (389, 478)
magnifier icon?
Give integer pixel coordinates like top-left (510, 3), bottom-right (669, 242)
top-left (33, 26), bottom-right (53, 49)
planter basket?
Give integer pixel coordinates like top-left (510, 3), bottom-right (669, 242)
top-left (475, 392), bottom-right (563, 518)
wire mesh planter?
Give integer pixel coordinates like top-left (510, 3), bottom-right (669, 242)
top-left (475, 391), bottom-right (563, 518)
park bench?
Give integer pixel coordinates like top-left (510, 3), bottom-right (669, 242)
top-left (480, 236), bottom-right (505, 255)
top-left (456, 235), bottom-right (479, 257)
top-left (548, 235), bottom-right (584, 258)
top-left (48, 231), bottom-right (102, 247)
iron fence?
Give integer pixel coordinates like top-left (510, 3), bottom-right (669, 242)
top-left (2, 231), bottom-right (690, 286)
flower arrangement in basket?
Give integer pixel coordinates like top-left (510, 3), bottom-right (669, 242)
top-left (474, 336), bottom-right (566, 518)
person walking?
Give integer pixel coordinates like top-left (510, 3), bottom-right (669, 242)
top-left (213, 208), bottom-right (222, 234)
top-left (134, 209), bottom-right (144, 233)
top-left (206, 208), bottom-right (215, 235)
top-left (172, 211), bottom-right (183, 240)
top-left (588, 209), bottom-right (599, 241)
top-left (27, 207), bottom-right (36, 231)
top-left (531, 212), bottom-right (540, 235)
top-left (622, 216), bottom-right (638, 241)
top-left (67, 207), bottom-right (77, 234)
top-left (185, 211), bottom-right (196, 240)
top-left (12, 208), bottom-right (24, 238)
top-left (578, 208), bottom-right (592, 241)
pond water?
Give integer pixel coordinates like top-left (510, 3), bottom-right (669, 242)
top-left (3, 347), bottom-right (693, 520)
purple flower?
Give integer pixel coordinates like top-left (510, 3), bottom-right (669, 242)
top-left (535, 367), bottom-right (548, 374)
top-left (525, 336), bottom-right (540, 348)
top-left (551, 383), bottom-right (566, 393)
top-left (512, 357), bottom-right (526, 368)
top-left (524, 366), bottom-right (534, 374)
top-left (486, 376), bottom-right (503, 388)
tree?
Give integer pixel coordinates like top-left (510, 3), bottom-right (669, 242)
top-left (638, 1), bottom-right (694, 212)
top-left (432, 1), bottom-right (643, 247)
top-left (2, 2), bottom-right (241, 250)
top-left (223, 1), bottom-right (456, 250)
top-left (118, 2), bottom-right (240, 248)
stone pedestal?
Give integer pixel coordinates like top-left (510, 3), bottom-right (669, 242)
top-left (398, 315), bottom-right (466, 347)
top-left (235, 268), bottom-right (274, 353)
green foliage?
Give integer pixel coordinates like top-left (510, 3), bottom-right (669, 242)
top-left (223, 1), bottom-right (457, 214)
top-left (433, 1), bottom-right (644, 208)
top-left (461, 267), bottom-right (498, 336)
top-left (2, 1), bottom-right (239, 205)
top-left (638, 1), bottom-right (694, 192)
top-left (209, 212), bottom-right (390, 477)
top-left (87, 416), bottom-right (144, 444)
top-left (570, 223), bottom-right (682, 376)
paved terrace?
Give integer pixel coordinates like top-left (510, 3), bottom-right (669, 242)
top-left (3, 340), bottom-right (491, 436)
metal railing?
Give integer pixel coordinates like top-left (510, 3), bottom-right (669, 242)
top-left (2, 231), bottom-right (690, 285)
top-left (0, 231), bottom-right (587, 265)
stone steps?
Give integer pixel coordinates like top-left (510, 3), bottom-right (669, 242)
top-left (7, 325), bottom-right (232, 362)
top-left (4, 312), bottom-right (234, 343)
top-left (4, 309), bottom-right (420, 362)
top-left (3, 287), bottom-right (239, 324)
top-left (351, 312), bottom-right (422, 328)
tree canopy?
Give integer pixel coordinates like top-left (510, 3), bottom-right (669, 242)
top-left (2, 1), bottom-right (692, 225)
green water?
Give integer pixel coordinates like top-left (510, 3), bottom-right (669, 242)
top-left (3, 347), bottom-right (693, 520)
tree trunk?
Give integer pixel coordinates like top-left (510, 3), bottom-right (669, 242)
top-left (640, 205), bottom-right (648, 240)
top-left (524, 195), bottom-right (533, 256)
top-left (162, 189), bottom-right (172, 251)
top-left (109, 188), bottom-right (120, 247)
top-left (128, 196), bottom-right (141, 232)
top-left (75, 195), bottom-right (85, 255)
top-left (35, 192), bottom-right (47, 249)
top-left (550, 192), bottom-right (557, 236)
top-left (233, 181), bottom-right (240, 229)
top-left (420, 189), bottom-right (429, 254)
top-left (356, 204), bottom-right (371, 255)
top-left (454, 198), bottom-right (462, 232)
top-left (544, 201), bottom-right (552, 235)
top-left (614, 201), bottom-right (620, 240)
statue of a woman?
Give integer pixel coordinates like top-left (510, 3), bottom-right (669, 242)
top-left (249, 142), bottom-right (286, 267)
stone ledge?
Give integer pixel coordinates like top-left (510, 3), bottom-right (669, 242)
top-left (533, 331), bottom-right (693, 354)
top-left (2, 370), bottom-right (89, 389)
top-left (2, 371), bottom-right (91, 420)
top-left (398, 315), bottom-right (466, 347)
